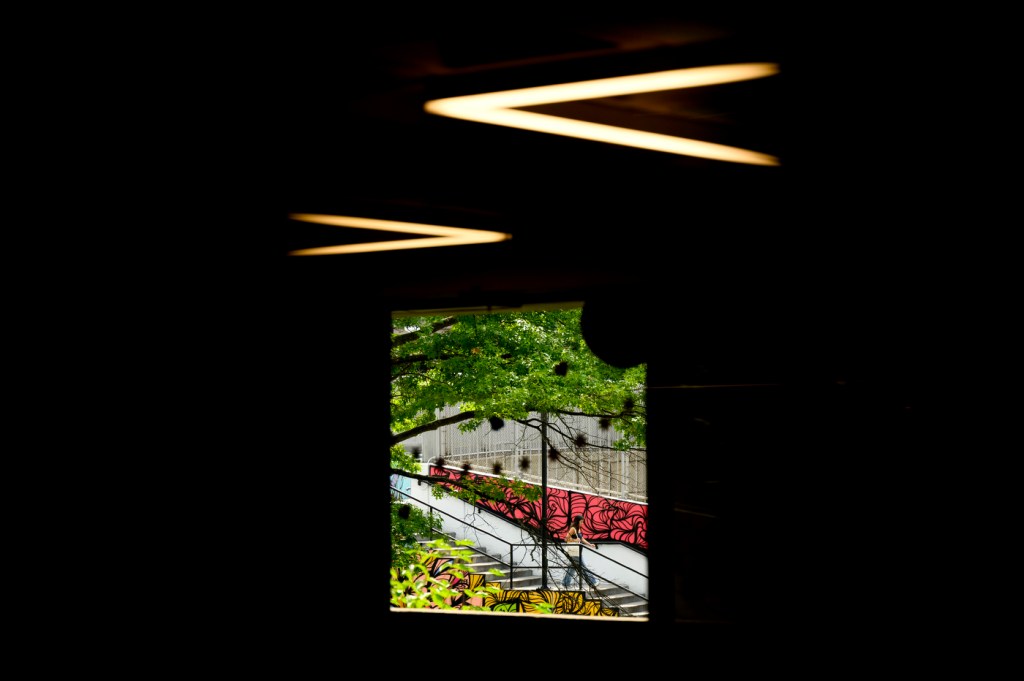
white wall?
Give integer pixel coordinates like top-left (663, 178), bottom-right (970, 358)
top-left (397, 464), bottom-right (648, 597)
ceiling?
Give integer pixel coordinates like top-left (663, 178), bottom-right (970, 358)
top-left (275, 11), bottom-right (808, 307)
top-left (271, 7), bottom-right (944, 355)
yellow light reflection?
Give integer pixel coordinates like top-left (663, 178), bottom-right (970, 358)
top-left (288, 214), bottom-right (512, 256)
top-left (425, 63), bottom-right (780, 166)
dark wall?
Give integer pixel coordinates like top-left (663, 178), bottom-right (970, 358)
top-left (92, 10), bottom-right (984, 669)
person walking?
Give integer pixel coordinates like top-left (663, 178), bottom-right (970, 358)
top-left (561, 514), bottom-right (600, 589)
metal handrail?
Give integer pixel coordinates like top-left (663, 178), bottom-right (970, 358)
top-left (392, 484), bottom-right (649, 610)
top-left (391, 485), bottom-right (521, 585)
top-left (551, 543), bottom-right (648, 606)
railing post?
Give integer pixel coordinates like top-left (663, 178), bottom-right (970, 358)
top-left (541, 411), bottom-right (548, 589)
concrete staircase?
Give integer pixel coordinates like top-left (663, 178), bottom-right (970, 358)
top-left (417, 539), bottom-right (542, 590)
top-left (419, 538), bottom-right (648, 617)
top-left (590, 584), bottom-right (648, 618)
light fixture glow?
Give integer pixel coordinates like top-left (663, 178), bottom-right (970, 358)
top-left (288, 213), bottom-right (512, 256)
top-left (425, 63), bottom-right (780, 166)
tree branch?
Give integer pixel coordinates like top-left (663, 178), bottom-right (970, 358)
top-left (550, 407), bottom-right (646, 420)
top-left (392, 353), bottom-right (461, 366)
top-left (389, 468), bottom-right (463, 486)
top-left (391, 409), bottom-right (478, 445)
top-left (392, 316), bottom-right (457, 347)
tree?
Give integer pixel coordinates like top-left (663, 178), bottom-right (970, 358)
top-left (389, 308), bottom-right (646, 534)
top-left (390, 442), bottom-right (442, 568)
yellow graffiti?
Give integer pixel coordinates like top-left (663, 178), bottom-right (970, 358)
top-left (411, 553), bottom-right (619, 616)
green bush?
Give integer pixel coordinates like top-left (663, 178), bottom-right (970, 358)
top-left (390, 538), bottom-right (503, 610)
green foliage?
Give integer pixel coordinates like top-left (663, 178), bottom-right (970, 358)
top-left (390, 488), bottom-right (441, 569)
top-left (390, 445), bottom-right (446, 568)
top-left (391, 308), bottom-right (646, 449)
top-left (390, 443), bottom-right (420, 475)
top-left (440, 470), bottom-right (542, 507)
top-left (532, 599), bottom-right (555, 614)
top-left (390, 539), bottom-right (503, 610)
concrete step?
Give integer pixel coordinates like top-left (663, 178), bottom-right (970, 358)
top-left (419, 538), bottom-right (649, 615)
top-left (586, 585), bottom-right (649, 617)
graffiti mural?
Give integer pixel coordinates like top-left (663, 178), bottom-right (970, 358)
top-left (487, 588), bottom-right (618, 617)
top-left (389, 473), bottom-right (412, 496)
top-left (397, 552), bottom-right (617, 616)
top-left (393, 554), bottom-right (490, 610)
top-left (429, 465), bottom-right (648, 549)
